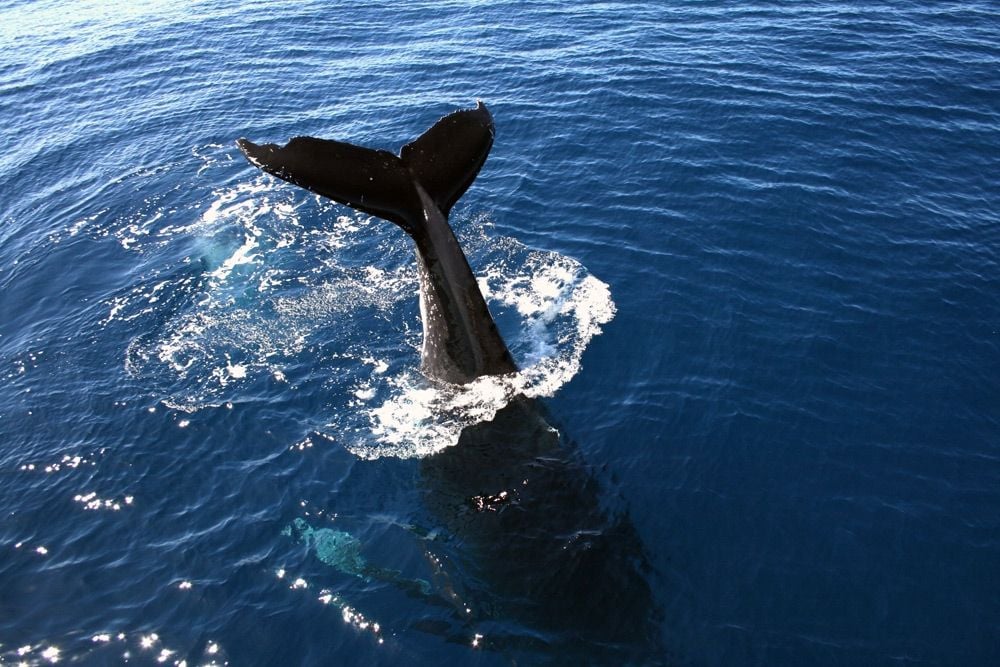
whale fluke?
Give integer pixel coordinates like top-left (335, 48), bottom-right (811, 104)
top-left (236, 102), bottom-right (493, 237)
top-left (237, 102), bottom-right (516, 384)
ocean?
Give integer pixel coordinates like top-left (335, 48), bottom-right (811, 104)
top-left (1, 1), bottom-right (998, 665)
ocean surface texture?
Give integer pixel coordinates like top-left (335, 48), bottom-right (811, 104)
top-left (2, 1), bottom-right (998, 665)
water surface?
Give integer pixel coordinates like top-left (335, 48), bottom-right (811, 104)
top-left (2, 2), bottom-right (999, 665)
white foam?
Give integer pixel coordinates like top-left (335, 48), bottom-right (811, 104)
top-left (343, 250), bottom-right (615, 459)
top-left (208, 226), bottom-right (260, 283)
top-left (226, 361), bottom-right (247, 379)
top-left (362, 357), bottom-right (389, 374)
top-left (354, 385), bottom-right (376, 401)
top-left (117, 177), bottom-right (613, 454)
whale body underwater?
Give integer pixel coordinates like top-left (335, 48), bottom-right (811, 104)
top-left (237, 103), bottom-right (660, 659)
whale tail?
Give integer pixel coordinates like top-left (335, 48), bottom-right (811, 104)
top-left (237, 101), bottom-right (516, 383)
top-left (235, 102), bottom-right (494, 234)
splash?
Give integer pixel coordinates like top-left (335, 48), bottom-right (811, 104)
top-left (344, 251), bottom-right (616, 459)
top-left (117, 179), bottom-right (414, 412)
top-left (115, 174), bottom-right (615, 455)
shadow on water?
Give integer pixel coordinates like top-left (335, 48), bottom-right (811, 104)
top-left (418, 396), bottom-right (664, 665)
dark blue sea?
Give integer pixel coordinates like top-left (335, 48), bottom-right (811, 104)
top-left (2, 2), bottom-right (999, 665)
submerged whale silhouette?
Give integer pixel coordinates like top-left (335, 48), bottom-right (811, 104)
top-left (237, 104), bottom-right (659, 658)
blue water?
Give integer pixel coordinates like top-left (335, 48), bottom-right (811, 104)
top-left (2, 1), bottom-right (999, 664)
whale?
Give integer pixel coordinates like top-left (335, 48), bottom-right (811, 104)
top-left (237, 102), bottom-right (515, 385)
top-left (420, 396), bottom-right (661, 660)
top-left (237, 103), bottom-right (660, 660)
